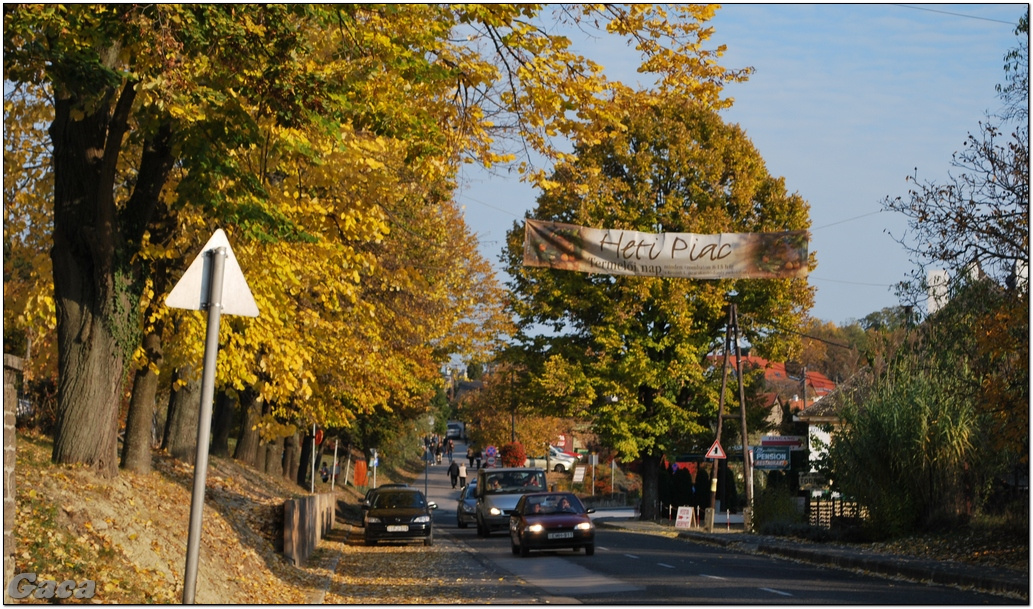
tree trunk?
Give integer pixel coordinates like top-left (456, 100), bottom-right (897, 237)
top-left (640, 452), bottom-right (662, 520)
top-left (162, 365), bottom-right (200, 464)
top-left (48, 69), bottom-right (173, 477)
top-left (234, 388), bottom-right (262, 467)
top-left (209, 390), bottom-right (234, 458)
top-left (283, 432), bottom-right (299, 481)
top-left (120, 328), bottom-right (163, 473)
top-left (263, 439), bottom-right (282, 475)
top-left (297, 430), bottom-right (314, 488)
top-left (48, 88), bottom-right (131, 478)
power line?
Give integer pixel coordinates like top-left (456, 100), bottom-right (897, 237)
top-left (811, 209), bottom-right (883, 231)
top-left (892, 4), bottom-right (1018, 25)
top-left (810, 275), bottom-right (896, 288)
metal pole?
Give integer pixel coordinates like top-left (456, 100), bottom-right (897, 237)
top-left (732, 304), bottom-right (754, 522)
top-left (708, 304), bottom-right (733, 532)
top-left (330, 440), bottom-right (339, 491)
top-left (183, 247), bottom-right (227, 604)
top-left (310, 423), bottom-right (316, 494)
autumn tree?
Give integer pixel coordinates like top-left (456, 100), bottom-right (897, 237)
top-left (504, 94), bottom-right (814, 519)
top-left (4, 4), bottom-right (759, 476)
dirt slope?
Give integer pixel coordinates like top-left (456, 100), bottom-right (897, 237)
top-left (10, 431), bottom-right (341, 604)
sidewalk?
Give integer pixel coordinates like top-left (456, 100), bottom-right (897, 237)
top-left (594, 519), bottom-right (1029, 600)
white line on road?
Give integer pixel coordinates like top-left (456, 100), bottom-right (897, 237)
top-left (624, 553), bottom-right (640, 559)
top-left (657, 563), bottom-right (675, 569)
top-left (760, 587), bottom-right (794, 597)
top-left (700, 574), bottom-right (726, 580)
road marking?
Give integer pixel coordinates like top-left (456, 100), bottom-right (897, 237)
top-left (597, 546), bottom-right (610, 552)
top-left (624, 553), bottom-right (640, 559)
top-left (700, 574), bottom-right (726, 580)
top-left (657, 563), bottom-right (675, 569)
top-left (760, 587), bottom-right (794, 597)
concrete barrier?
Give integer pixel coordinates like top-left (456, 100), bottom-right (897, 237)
top-left (283, 492), bottom-right (336, 566)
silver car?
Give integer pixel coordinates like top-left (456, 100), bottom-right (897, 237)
top-left (456, 480), bottom-right (478, 528)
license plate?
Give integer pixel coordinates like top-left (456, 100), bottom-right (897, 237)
top-left (386, 525), bottom-right (408, 532)
top-left (548, 531), bottom-right (574, 539)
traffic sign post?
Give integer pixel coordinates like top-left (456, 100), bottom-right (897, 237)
top-left (167, 230), bottom-right (258, 604)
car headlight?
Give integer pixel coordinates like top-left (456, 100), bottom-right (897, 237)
top-left (489, 507), bottom-right (503, 516)
top-left (461, 504), bottom-right (475, 513)
top-left (576, 522), bottom-right (593, 531)
top-left (527, 523), bottom-right (544, 533)
top-left (366, 516), bottom-right (381, 524)
top-left (413, 515), bottom-right (431, 523)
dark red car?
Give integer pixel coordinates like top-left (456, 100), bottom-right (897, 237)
top-left (508, 492), bottom-right (595, 557)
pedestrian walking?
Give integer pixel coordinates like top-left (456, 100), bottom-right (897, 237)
top-left (467, 447), bottom-right (475, 468)
top-left (447, 460), bottom-right (460, 489)
top-left (458, 462), bottom-right (467, 488)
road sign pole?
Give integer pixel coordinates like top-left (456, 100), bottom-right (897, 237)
top-left (182, 247), bottom-right (227, 604)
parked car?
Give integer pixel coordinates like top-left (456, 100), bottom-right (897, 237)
top-left (474, 467), bottom-right (547, 536)
top-left (456, 480), bottom-right (478, 528)
top-left (509, 491), bottom-right (595, 557)
top-left (362, 483), bottom-right (410, 506)
top-left (524, 446), bottom-right (580, 473)
top-left (446, 421), bottom-right (464, 440)
top-left (363, 487), bottom-right (436, 546)
top-left (553, 445), bottom-right (582, 461)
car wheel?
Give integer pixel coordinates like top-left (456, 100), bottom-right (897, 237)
top-left (554, 464), bottom-right (566, 473)
top-left (424, 534), bottom-right (434, 547)
top-left (584, 543), bottom-right (595, 556)
top-left (476, 516), bottom-right (488, 537)
top-left (365, 538), bottom-right (377, 546)
top-left (457, 516), bottom-right (467, 529)
top-left (511, 540), bottom-right (519, 555)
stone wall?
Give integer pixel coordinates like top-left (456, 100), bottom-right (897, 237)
top-left (4, 355), bottom-right (24, 603)
top-left (283, 492), bottom-right (336, 567)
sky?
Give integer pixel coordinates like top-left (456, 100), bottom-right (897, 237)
top-left (454, 3), bottom-right (1026, 326)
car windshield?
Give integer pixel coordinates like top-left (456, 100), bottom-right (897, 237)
top-left (373, 491), bottom-right (426, 509)
top-left (483, 471), bottom-right (546, 494)
top-left (524, 494), bottom-right (584, 515)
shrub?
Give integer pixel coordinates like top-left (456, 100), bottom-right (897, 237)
top-left (500, 441), bottom-right (526, 467)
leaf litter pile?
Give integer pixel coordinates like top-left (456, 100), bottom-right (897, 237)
top-left (12, 431), bottom-right (325, 604)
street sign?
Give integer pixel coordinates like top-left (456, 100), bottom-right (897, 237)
top-left (705, 440), bottom-right (727, 459)
top-left (167, 229), bottom-right (258, 604)
top-left (166, 229), bottom-right (259, 317)
top-left (760, 435), bottom-right (804, 450)
top-left (675, 506), bottom-right (697, 529)
top-left (752, 446), bottom-right (790, 470)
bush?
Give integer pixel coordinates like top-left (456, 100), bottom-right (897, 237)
top-left (752, 483), bottom-right (805, 531)
top-left (500, 441), bottom-right (526, 467)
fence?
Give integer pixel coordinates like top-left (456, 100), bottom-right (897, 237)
top-left (808, 497), bottom-right (866, 528)
top-left (283, 492), bottom-right (336, 566)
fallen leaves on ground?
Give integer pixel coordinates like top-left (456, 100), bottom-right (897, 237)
top-left (11, 431), bottom-right (325, 604)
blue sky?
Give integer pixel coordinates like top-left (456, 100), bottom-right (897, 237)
top-left (455, 3), bottom-right (1026, 325)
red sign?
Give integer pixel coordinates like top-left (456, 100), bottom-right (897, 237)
top-left (315, 429), bottom-right (324, 445)
top-left (705, 440), bottom-right (727, 460)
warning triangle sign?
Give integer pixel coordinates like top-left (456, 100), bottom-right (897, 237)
top-left (166, 229), bottom-right (259, 317)
top-left (705, 440), bottom-right (727, 459)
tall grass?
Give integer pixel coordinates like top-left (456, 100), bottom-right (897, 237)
top-left (830, 358), bottom-right (979, 538)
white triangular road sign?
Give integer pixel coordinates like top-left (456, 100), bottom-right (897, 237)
top-left (166, 229), bottom-right (259, 317)
top-left (705, 440), bottom-right (727, 460)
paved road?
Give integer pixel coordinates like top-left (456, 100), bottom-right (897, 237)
top-left (418, 440), bottom-right (1020, 604)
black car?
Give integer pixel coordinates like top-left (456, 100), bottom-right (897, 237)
top-left (456, 480), bottom-right (478, 528)
top-left (363, 483), bottom-right (410, 506)
top-left (363, 488), bottom-right (437, 546)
